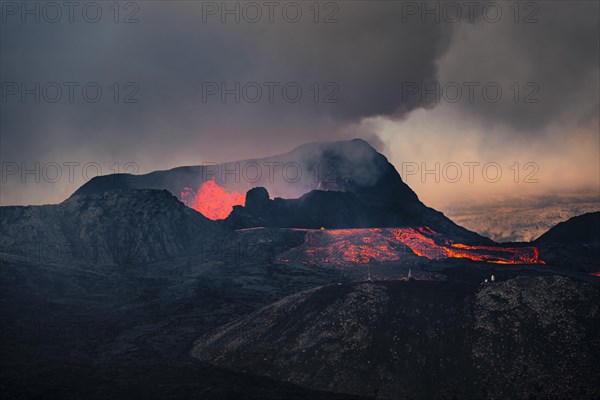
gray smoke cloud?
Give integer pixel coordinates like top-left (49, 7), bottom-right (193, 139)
top-left (437, 1), bottom-right (599, 134)
top-left (1, 1), bottom-right (598, 205)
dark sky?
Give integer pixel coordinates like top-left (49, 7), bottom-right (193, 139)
top-left (1, 1), bottom-right (599, 206)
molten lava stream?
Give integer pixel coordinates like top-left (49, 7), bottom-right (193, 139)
top-left (279, 227), bottom-right (545, 266)
top-left (181, 178), bottom-right (245, 220)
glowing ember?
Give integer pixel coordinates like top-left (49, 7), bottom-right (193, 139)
top-left (278, 227), bottom-right (544, 266)
top-left (181, 178), bottom-right (245, 220)
top-left (591, 272), bottom-right (600, 277)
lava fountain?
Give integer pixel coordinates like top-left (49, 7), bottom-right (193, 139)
top-left (181, 178), bottom-right (245, 220)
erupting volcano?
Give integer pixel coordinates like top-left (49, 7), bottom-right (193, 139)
top-left (181, 178), bottom-right (245, 220)
top-left (278, 227), bottom-right (544, 266)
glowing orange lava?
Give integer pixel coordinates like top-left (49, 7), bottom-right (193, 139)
top-left (278, 227), bottom-right (545, 266)
top-left (181, 178), bottom-right (245, 220)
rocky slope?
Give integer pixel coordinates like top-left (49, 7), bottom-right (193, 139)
top-left (535, 211), bottom-right (600, 243)
top-left (192, 276), bottom-right (600, 400)
top-left (1, 189), bottom-right (365, 399)
top-left (532, 212), bottom-right (600, 274)
top-left (0, 189), bottom-right (225, 265)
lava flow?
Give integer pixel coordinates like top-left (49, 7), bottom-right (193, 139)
top-left (278, 227), bottom-right (544, 266)
top-left (181, 178), bottom-right (245, 220)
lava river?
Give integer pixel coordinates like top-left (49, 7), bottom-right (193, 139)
top-left (278, 227), bottom-right (544, 266)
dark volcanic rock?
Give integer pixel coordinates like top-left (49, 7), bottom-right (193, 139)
top-left (0, 189), bottom-right (225, 264)
top-left (534, 212), bottom-right (600, 273)
top-left (1, 220), bottom-right (356, 398)
top-left (225, 188), bottom-right (373, 229)
top-left (192, 276), bottom-right (600, 400)
top-left (472, 276), bottom-right (600, 400)
top-left (245, 187), bottom-right (270, 210)
top-left (535, 211), bottom-right (600, 243)
top-left (225, 187), bottom-right (493, 247)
